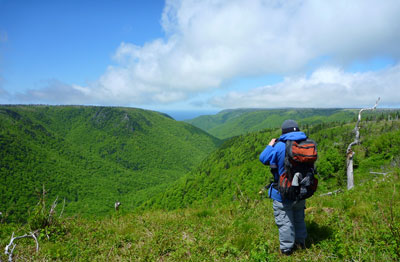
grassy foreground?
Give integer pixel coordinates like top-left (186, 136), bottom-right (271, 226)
top-left (1, 170), bottom-right (399, 261)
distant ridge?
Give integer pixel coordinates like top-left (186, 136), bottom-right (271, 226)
top-left (185, 108), bottom-right (361, 139)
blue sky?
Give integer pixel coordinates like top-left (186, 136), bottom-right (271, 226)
top-left (0, 1), bottom-right (164, 92)
top-left (1, 0), bottom-right (400, 118)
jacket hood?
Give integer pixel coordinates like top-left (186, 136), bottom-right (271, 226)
top-left (278, 131), bottom-right (307, 142)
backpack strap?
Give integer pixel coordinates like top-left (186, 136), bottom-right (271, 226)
top-left (284, 140), bottom-right (294, 180)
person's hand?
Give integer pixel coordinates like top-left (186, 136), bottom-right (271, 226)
top-left (268, 138), bottom-right (277, 146)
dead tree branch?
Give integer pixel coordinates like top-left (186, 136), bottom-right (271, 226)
top-left (48, 196), bottom-right (58, 222)
top-left (4, 231), bottom-right (39, 262)
top-left (370, 171), bottom-right (388, 176)
top-left (319, 189), bottom-right (342, 197)
top-left (59, 198), bottom-right (65, 218)
top-left (346, 97), bottom-right (380, 190)
top-left (3, 189), bottom-right (63, 262)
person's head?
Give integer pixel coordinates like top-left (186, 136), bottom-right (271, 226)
top-left (281, 119), bottom-right (300, 134)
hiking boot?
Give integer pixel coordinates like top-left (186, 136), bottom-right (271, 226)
top-left (280, 248), bottom-right (293, 256)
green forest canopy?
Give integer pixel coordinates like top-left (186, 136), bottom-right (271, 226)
top-left (146, 115), bottom-right (400, 210)
top-left (185, 108), bottom-right (388, 139)
top-left (0, 105), bottom-right (221, 222)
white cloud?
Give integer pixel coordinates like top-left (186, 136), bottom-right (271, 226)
top-left (210, 64), bottom-right (400, 108)
top-left (12, 0), bottom-right (400, 106)
top-left (15, 80), bottom-right (93, 105)
top-left (89, 0), bottom-right (400, 105)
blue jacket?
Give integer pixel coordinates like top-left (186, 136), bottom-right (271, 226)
top-left (259, 131), bottom-right (307, 202)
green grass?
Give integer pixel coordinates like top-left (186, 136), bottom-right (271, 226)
top-left (1, 170), bottom-right (399, 261)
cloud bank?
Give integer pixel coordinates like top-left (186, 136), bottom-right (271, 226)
top-left (210, 64), bottom-right (400, 108)
top-left (13, 0), bottom-right (400, 107)
top-left (15, 80), bottom-right (91, 105)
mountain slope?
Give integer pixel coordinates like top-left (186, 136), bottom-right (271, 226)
top-left (1, 160), bottom-right (399, 261)
top-left (185, 108), bottom-right (360, 139)
top-left (0, 105), bottom-right (221, 221)
top-left (145, 118), bottom-right (400, 210)
top-left (1, 110), bottom-right (400, 261)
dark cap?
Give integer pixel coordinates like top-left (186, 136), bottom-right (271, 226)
top-left (281, 119), bottom-right (300, 134)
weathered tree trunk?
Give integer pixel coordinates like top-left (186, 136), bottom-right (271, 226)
top-left (346, 98), bottom-right (380, 190)
top-left (346, 152), bottom-right (354, 190)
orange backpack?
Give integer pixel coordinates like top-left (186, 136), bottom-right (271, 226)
top-left (278, 139), bottom-right (318, 201)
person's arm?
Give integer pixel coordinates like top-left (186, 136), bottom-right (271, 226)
top-left (259, 138), bottom-right (277, 165)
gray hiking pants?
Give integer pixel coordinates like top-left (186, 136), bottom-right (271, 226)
top-left (272, 199), bottom-right (307, 251)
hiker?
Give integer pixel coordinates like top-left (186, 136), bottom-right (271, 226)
top-left (259, 120), bottom-right (317, 255)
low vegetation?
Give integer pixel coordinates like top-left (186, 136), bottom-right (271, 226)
top-left (1, 105), bottom-right (399, 261)
top-left (1, 169), bottom-right (399, 261)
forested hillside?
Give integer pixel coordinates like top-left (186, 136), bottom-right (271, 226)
top-left (185, 108), bottom-right (393, 139)
top-left (145, 117), bottom-right (400, 210)
top-left (0, 105), bottom-right (221, 222)
top-left (1, 116), bottom-right (399, 261)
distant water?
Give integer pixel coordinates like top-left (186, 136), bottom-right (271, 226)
top-left (163, 110), bottom-right (219, 121)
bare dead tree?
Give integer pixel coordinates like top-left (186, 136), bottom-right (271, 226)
top-left (4, 231), bottom-right (39, 262)
top-left (346, 97), bottom-right (380, 190)
top-left (115, 201), bottom-right (121, 211)
top-left (48, 196), bottom-right (58, 222)
top-left (3, 187), bottom-right (64, 262)
top-left (59, 198), bottom-right (66, 218)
